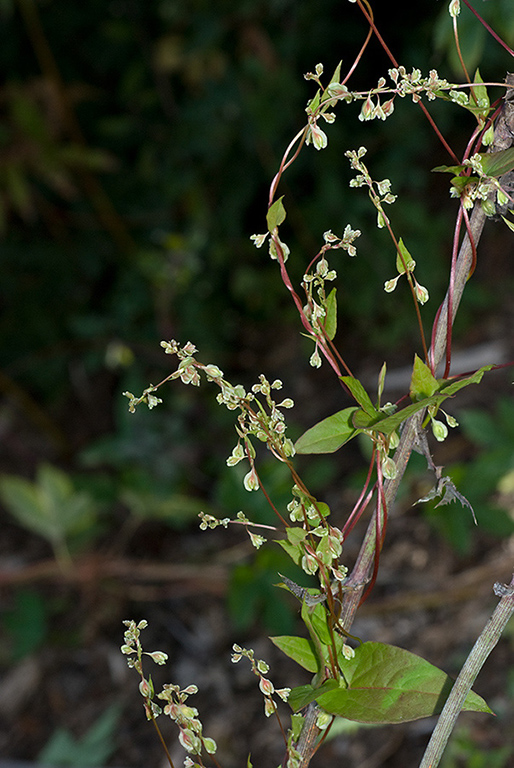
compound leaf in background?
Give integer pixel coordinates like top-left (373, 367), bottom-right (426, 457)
top-left (0, 464), bottom-right (97, 547)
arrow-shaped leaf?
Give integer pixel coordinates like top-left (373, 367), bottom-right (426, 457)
top-left (266, 196), bottom-right (286, 232)
top-left (479, 147), bottom-right (514, 178)
top-left (340, 376), bottom-right (377, 417)
top-left (323, 288), bottom-right (337, 340)
top-left (295, 365), bottom-right (493, 453)
top-left (410, 354), bottom-right (439, 401)
top-left (295, 407), bottom-right (360, 454)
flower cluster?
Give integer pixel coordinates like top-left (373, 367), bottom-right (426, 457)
top-left (125, 342), bottom-right (296, 491)
top-left (157, 684), bottom-right (217, 760)
top-left (303, 62), bottom-right (353, 150)
top-left (356, 67), bottom-right (451, 122)
top-left (251, 230), bottom-right (291, 263)
top-left (389, 66), bottom-right (450, 103)
top-left (122, 620), bottom-right (217, 765)
top-left (121, 619), bottom-right (169, 720)
top-left (346, 146), bottom-right (397, 229)
top-left (358, 89), bottom-right (395, 122)
top-left (199, 510), bottom-right (273, 549)
top-left (123, 386), bottom-right (162, 413)
top-left (321, 225), bottom-right (361, 258)
top-left (231, 644), bottom-right (290, 717)
top-left (300, 59), bottom-right (470, 136)
top-left (224, 373), bottom-right (296, 487)
top-left (198, 511), bottom-right (231, 530)
top-left (121, 619), bottom-right (168, 671)
top-left (286, 486), bottom-right (347, 580)
top-left (301, 227), bottom-right (361, 368)
top-left (449, 154), bottom-right (514, 214)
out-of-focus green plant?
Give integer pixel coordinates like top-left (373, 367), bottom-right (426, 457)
top-left (0, 82), bottom-right (115, 234)
top-left (0, 463), bottom-right (98, 571)
top-left (440, 724), bottom-right (512, 768)
top-left (435, 0), bottom-right (514, 77)
top-left (37, 703), bottom-right (122, 768)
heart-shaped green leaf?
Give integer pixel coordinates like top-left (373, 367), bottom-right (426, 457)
top-left (313, 642), bottom-right (492, 723)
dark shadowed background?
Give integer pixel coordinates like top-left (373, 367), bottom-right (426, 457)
top-left (1, 1), bottom-right (514, 767)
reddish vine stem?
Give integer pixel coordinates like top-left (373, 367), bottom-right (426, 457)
top-left (294, 72), bottom-right (514, 768)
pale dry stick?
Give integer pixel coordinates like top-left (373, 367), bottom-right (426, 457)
top-left (294, 74), bottom-right (514, 767)
top-left (418, 576), bottom-right (514, 768)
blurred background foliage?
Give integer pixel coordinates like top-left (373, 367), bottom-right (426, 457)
top-left (0, 0), bottom-right (514, 645)
top-left (1, 2), bottom-right (514, 766)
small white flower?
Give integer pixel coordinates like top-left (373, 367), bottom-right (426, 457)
top-left (251, 233), bottom-right (268, 248)
top-left (384, 276), bottom-right (400, 293)
top-left (309, 347), bottom-right (322, 368)
top-left (248, 531), bottom-right (266, 549)
top-left (259, 677), bottom-right (275, 696)
top-left (308, 120), bottom-right (328, 150)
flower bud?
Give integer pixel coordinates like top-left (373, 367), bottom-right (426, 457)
top-left (139, 677), bottom-right (153, 698)
top-left (145, 651), bottom-right (168, 665)
top-left (243, 468), bottom-right (259, 491)
top-left (431, 418), bottom-right (448, 442)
